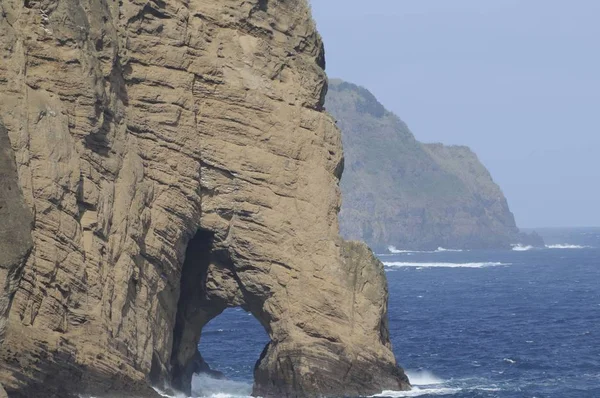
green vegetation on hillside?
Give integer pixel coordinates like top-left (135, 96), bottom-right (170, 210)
top-left (326, 79), bottom-right (537, 251)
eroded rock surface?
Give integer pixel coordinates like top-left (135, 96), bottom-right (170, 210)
top-left (0, 121), bottom-right (34, 347)
top-left (0, 1), bottom-right (409, 397)
top-left (0, 122), bottom-right (34, 398)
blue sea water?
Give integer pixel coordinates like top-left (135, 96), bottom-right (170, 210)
top-left (192, 228), bottom-right (600, 398)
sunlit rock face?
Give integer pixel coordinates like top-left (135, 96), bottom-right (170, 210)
top-left (0, 1), bottom-right (409, 397)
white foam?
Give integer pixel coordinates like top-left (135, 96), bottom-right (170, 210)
top-left (206, 394), bottom-right (252, 398)
top-left (503, 358), bottom-right (516, 364)
top-left (511, 244), bottom-right (534, 251)
top-left (152, 388), bottom-right (187, 398)
top-left (387, 246), bottom-right (465, 254)
top-left (371, 373), bottom-right (502, 397)
top-left (372, 387), bottom-right (461, 397)
top-left (372, 381), bottom-right (502, 397)
top-left (383, 261), bottom-right (510, 269)
top-left (546, 244), bottom-right (589, 249)
top-left (388, 245), bottom-right (414, 254)
top-left (435, 247), bottom-right (463, 252)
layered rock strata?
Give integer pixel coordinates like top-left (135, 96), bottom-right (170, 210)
top-left (0, 122), bottom-right (34, 346)
top-left (0, 1), bottom-right (409, 397)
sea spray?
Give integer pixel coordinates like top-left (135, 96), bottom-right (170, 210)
top-left (405, 370), bottom-right (444, 385)
top-left (191, 374), bottom-right (253, 398)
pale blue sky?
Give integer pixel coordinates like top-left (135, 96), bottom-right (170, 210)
top-left (311, 1), bottom-right (600, 228)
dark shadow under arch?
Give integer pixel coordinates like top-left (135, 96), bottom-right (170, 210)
top-left (168, 229), bottom-right (221, 393)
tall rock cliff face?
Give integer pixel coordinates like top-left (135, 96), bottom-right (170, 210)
top-left (326, 80), bottom-right (540, 251)
top-left (0, 122), bottom-right (34, 347)
top-left (0, 2), bottom-right (409, 397)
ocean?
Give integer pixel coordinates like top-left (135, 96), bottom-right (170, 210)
top-left (184, 228), bottom-right (600, 398)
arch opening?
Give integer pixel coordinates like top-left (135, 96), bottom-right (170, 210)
top-left (167, 228), bottom-right (272, 396)
top-left (192, 307), bottom-right (269, 397)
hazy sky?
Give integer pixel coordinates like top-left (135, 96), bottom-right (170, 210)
top-left (311, 1), bottom-right (600, 228)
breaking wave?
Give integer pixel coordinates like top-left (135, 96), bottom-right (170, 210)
top-left (152, 388), bottom-right (187, 398)
top-left (546, 244), bottom-right (589, 249)
top-left (387, 246), bottom-right (414, 254)
top-left (512, 243), bottom-right (591, 251)
top-left (435, 247), bottom-right (463, 252)
top-left (383, 261), bottom-right (510, 269)
top-left (372, 387), bottom-right (461, 397)
top-left (371, 370), bottom-right (502, 397)
top-left (371, 370), bottom-right (457, 397)
top-left (387, 246), bottom-right (465, 254)
top-left (511, 244), bottom-right (534, 251)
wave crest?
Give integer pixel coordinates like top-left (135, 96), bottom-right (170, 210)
top-left (371, 371), bottom-right (501, 397)
top-left (546, 244), bottom-right (589, 249)
top-left (387, 246), bottom-right (465, 254)
top-left (383, 261), bottom-right (510, 269)
top-left (511, 244), bottom-right (534, 251)
top-left (372, 387), bottom-right (461, 397)
top-left (387, 245), bottom-right (413, 254)
top-left (435, 247), bottom-right (463, 252)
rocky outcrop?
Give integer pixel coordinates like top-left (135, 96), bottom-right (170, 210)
top-left (0, 122), bottom-right (33, 347)
top-left (326, 79), bottom-right (542, 251)
top-left (0, 121), bottom-right (34, 398)
top-left (0, 1), bottom-right (408, 397)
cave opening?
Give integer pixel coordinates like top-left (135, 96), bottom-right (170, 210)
top-left (168, 228), bottom-right (272, 396)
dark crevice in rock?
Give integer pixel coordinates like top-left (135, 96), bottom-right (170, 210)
top-left (257, 0), bottom-right (268, 12)
top-left (0, 120), bottom-right (34, 345)
top-left (169, 228), bottom-right (221, 394)
top-left (149, 351), bottom-right (163, 386)
top-left (128, 2), bottom-right (171, 25)
top-left (83, 54), bottom-right (129, 158)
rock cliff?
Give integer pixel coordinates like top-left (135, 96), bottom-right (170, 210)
top-left (326, 79), bottom-right (542, 251)
top-left (0, 122), bottom-right (34, 347)
top-left (0, 1), bottom-right (409, 397)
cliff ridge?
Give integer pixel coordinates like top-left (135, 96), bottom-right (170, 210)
top-left (0, 2), bottom-right (408, 397)
top-left (326, 79), bottom-right (542, 251)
